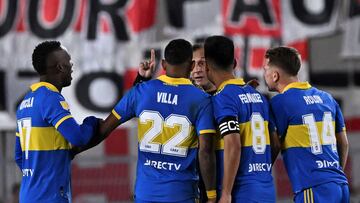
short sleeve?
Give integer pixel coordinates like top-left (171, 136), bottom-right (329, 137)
top-left (270, 96), bottom-right (289, 138)
top-left (41, 92), bottom-right (72, 129)
top-left (113, 87), bottom-right (136, 123)
top-left (195, 97), bottom-right (216, 135)
top-left (334, 99), bottom-right (346, 133)
top-left (212, 91), bottom-right (238, 124)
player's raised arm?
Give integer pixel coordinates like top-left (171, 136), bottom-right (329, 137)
top-left (133, 49), bottom-right (157, 85)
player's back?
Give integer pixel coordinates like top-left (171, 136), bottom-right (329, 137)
top-left (113, 75), bottom-right (215, 202)
top-left (270, 82), bottom-right (348, 193)
top-left (212, 80), bottom-right (274, 202)
top-left (16, 82), bottom-right (72, 202)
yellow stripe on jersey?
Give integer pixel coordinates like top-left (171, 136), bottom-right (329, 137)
top-left (281, 81), bottom-right (311, 93)
top-left (217, 78), bottom-right (245, 91)
top-left (16, 132), bottom-right (20, 137)
top-left (30, 82), bottom-right (59, 92)
top-left (19, 127), bottom-right (71, 151)
top-left (215, 121), bottom-right (271, 150)
top-left (239, 121), bottom-right (271, 147)
top-left (199, 129), bottom-right (216, 134)
top-left (55, 115), bottom-right (73, 129)
top-left (112, 109), bottom-right (121, 120)
top-left (138, 120), bottom-right (198, 148)
top-left (283, 121), bottom-right (336, 149)
top-left (310, 188), bottom-right (314, 203)
top-left (157, 75), bottom-right (193, 85)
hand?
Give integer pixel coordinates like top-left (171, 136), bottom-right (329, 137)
top-left (139, 49), bottom-right (156, 79)
top-left (82, 116), bottom-right (100, 128)
top-left (218, 193), bottom-right (231, 203)
top-left (246, 79), bottom-right (259, 88)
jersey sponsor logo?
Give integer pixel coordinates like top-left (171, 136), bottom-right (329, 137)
top-left (303, 95), bottom-right (323, 105)
top-left (144, 159), bottom-right (181, 171)
top-left (22, 168), bottom-right (34, 177)
top-left (19, 97), bottom-right (34, 110)
top-left (248, 163), bottom-right (272, 172)
top-left (219, 120), bottom-right (239, 135)
top-left (238, 93), bottom-right (263, 104)
top-left (157, 92), bottom-right (178, 105)
top-left (316, 160), bottom-right (339, 169)
top-left (60, 101), bottom-right (70, 111)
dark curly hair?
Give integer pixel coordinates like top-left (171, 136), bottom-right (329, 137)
top-left (32, 41), bottom-right (62, 75)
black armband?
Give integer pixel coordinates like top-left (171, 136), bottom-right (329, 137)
top-left (133, 72), bottom-right (152, 86)
top-left (218, 116), bottom-right (239, 137)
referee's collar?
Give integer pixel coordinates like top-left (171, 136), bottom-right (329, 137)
top-left (282, 81), bottom-right (312, 93)
top-left (217, 78), bottom-right (245, 91)
top-left (157, 75), bottom-right (192, 85)
top-left (30, 82), bottom-right (59, 92)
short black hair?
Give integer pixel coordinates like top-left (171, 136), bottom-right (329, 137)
top-left (204, 35), bottom-right (234, 69)
top-left (265, 46), bottom-right (301, 76)
top-left (164, 39), bottom-right (192, 65)
top-left (192, 43), bottom-right (203, 52)
top-left (32, 40), bottom-right (62, 75)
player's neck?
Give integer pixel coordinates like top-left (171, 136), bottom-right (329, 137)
top-left (39, 76), bottom-right (63, 92)
top-left (213, 71), bottom-right (235, 89)
top-left (277, 76), bottom-right (299, 93)
top-left (203, 82), bottom-right (217, 92)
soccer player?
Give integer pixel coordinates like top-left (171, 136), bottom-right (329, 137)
top-left (93, 39), bottom-right (217, 202)
top-left (204, 35), bottom-right (275, 203)
top-left (15, 41), bottom-right (99, 202)
top-left (263, 46), bottom-right (349, 203)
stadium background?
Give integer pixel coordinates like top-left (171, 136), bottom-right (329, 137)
top-left (0, 0), bottom-right (359, 202)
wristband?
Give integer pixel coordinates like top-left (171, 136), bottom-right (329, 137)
top-left (206, 190), bottom-right (217, 199)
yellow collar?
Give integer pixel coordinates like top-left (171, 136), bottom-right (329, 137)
top-left (157, 75), bottom-right (192, 85)
top-left (282, 81), bottom-right (312, 93)
top-left (30, 82), bottom-right (59, 92)
top-left (217, 78), bottom-right (245, 91)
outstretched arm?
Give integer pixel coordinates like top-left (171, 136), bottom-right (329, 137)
top-left (72, 112), bottom-right (120, 154)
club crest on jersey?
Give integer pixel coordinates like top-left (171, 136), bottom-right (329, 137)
top-left (60, 101), bottom-right (70, 111)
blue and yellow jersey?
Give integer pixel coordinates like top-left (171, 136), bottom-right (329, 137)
top-left (270, 82), bottom-right (348, 193)
top-left (212, 79), bottom-right (274, 193)
top-left (113, 75), bottom-right (216, 202)
top-left (15, 82), bottom-right (95, 203)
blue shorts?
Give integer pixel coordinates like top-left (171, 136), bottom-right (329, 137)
top-left (135, 198), bottom-right (196, 203)
top-left (295, 182), bottom-right (349, 203)
top-left (220, 182), bottom-right (275, 203)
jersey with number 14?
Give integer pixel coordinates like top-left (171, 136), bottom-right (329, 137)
top-left (270, 82), bottom-right (348, 193)
top-left (113, 75), bottom-right (216, 202)
top-left (212, 79), bottom-right (274, 201)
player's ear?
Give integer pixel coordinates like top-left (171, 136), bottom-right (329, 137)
top-left (273, 70), bottom-right (280, 83)
top-left (161, 59), bottom-right (166, 71)
top-left (233, 59), bottom-right (237, 70)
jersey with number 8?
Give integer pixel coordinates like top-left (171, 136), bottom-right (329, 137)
top-left (212, 79), bottom-right (275, 202)
top-left (112, 75), bottom-right (216, 202)
top-left (270, 82), bottom-right (348, 193)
